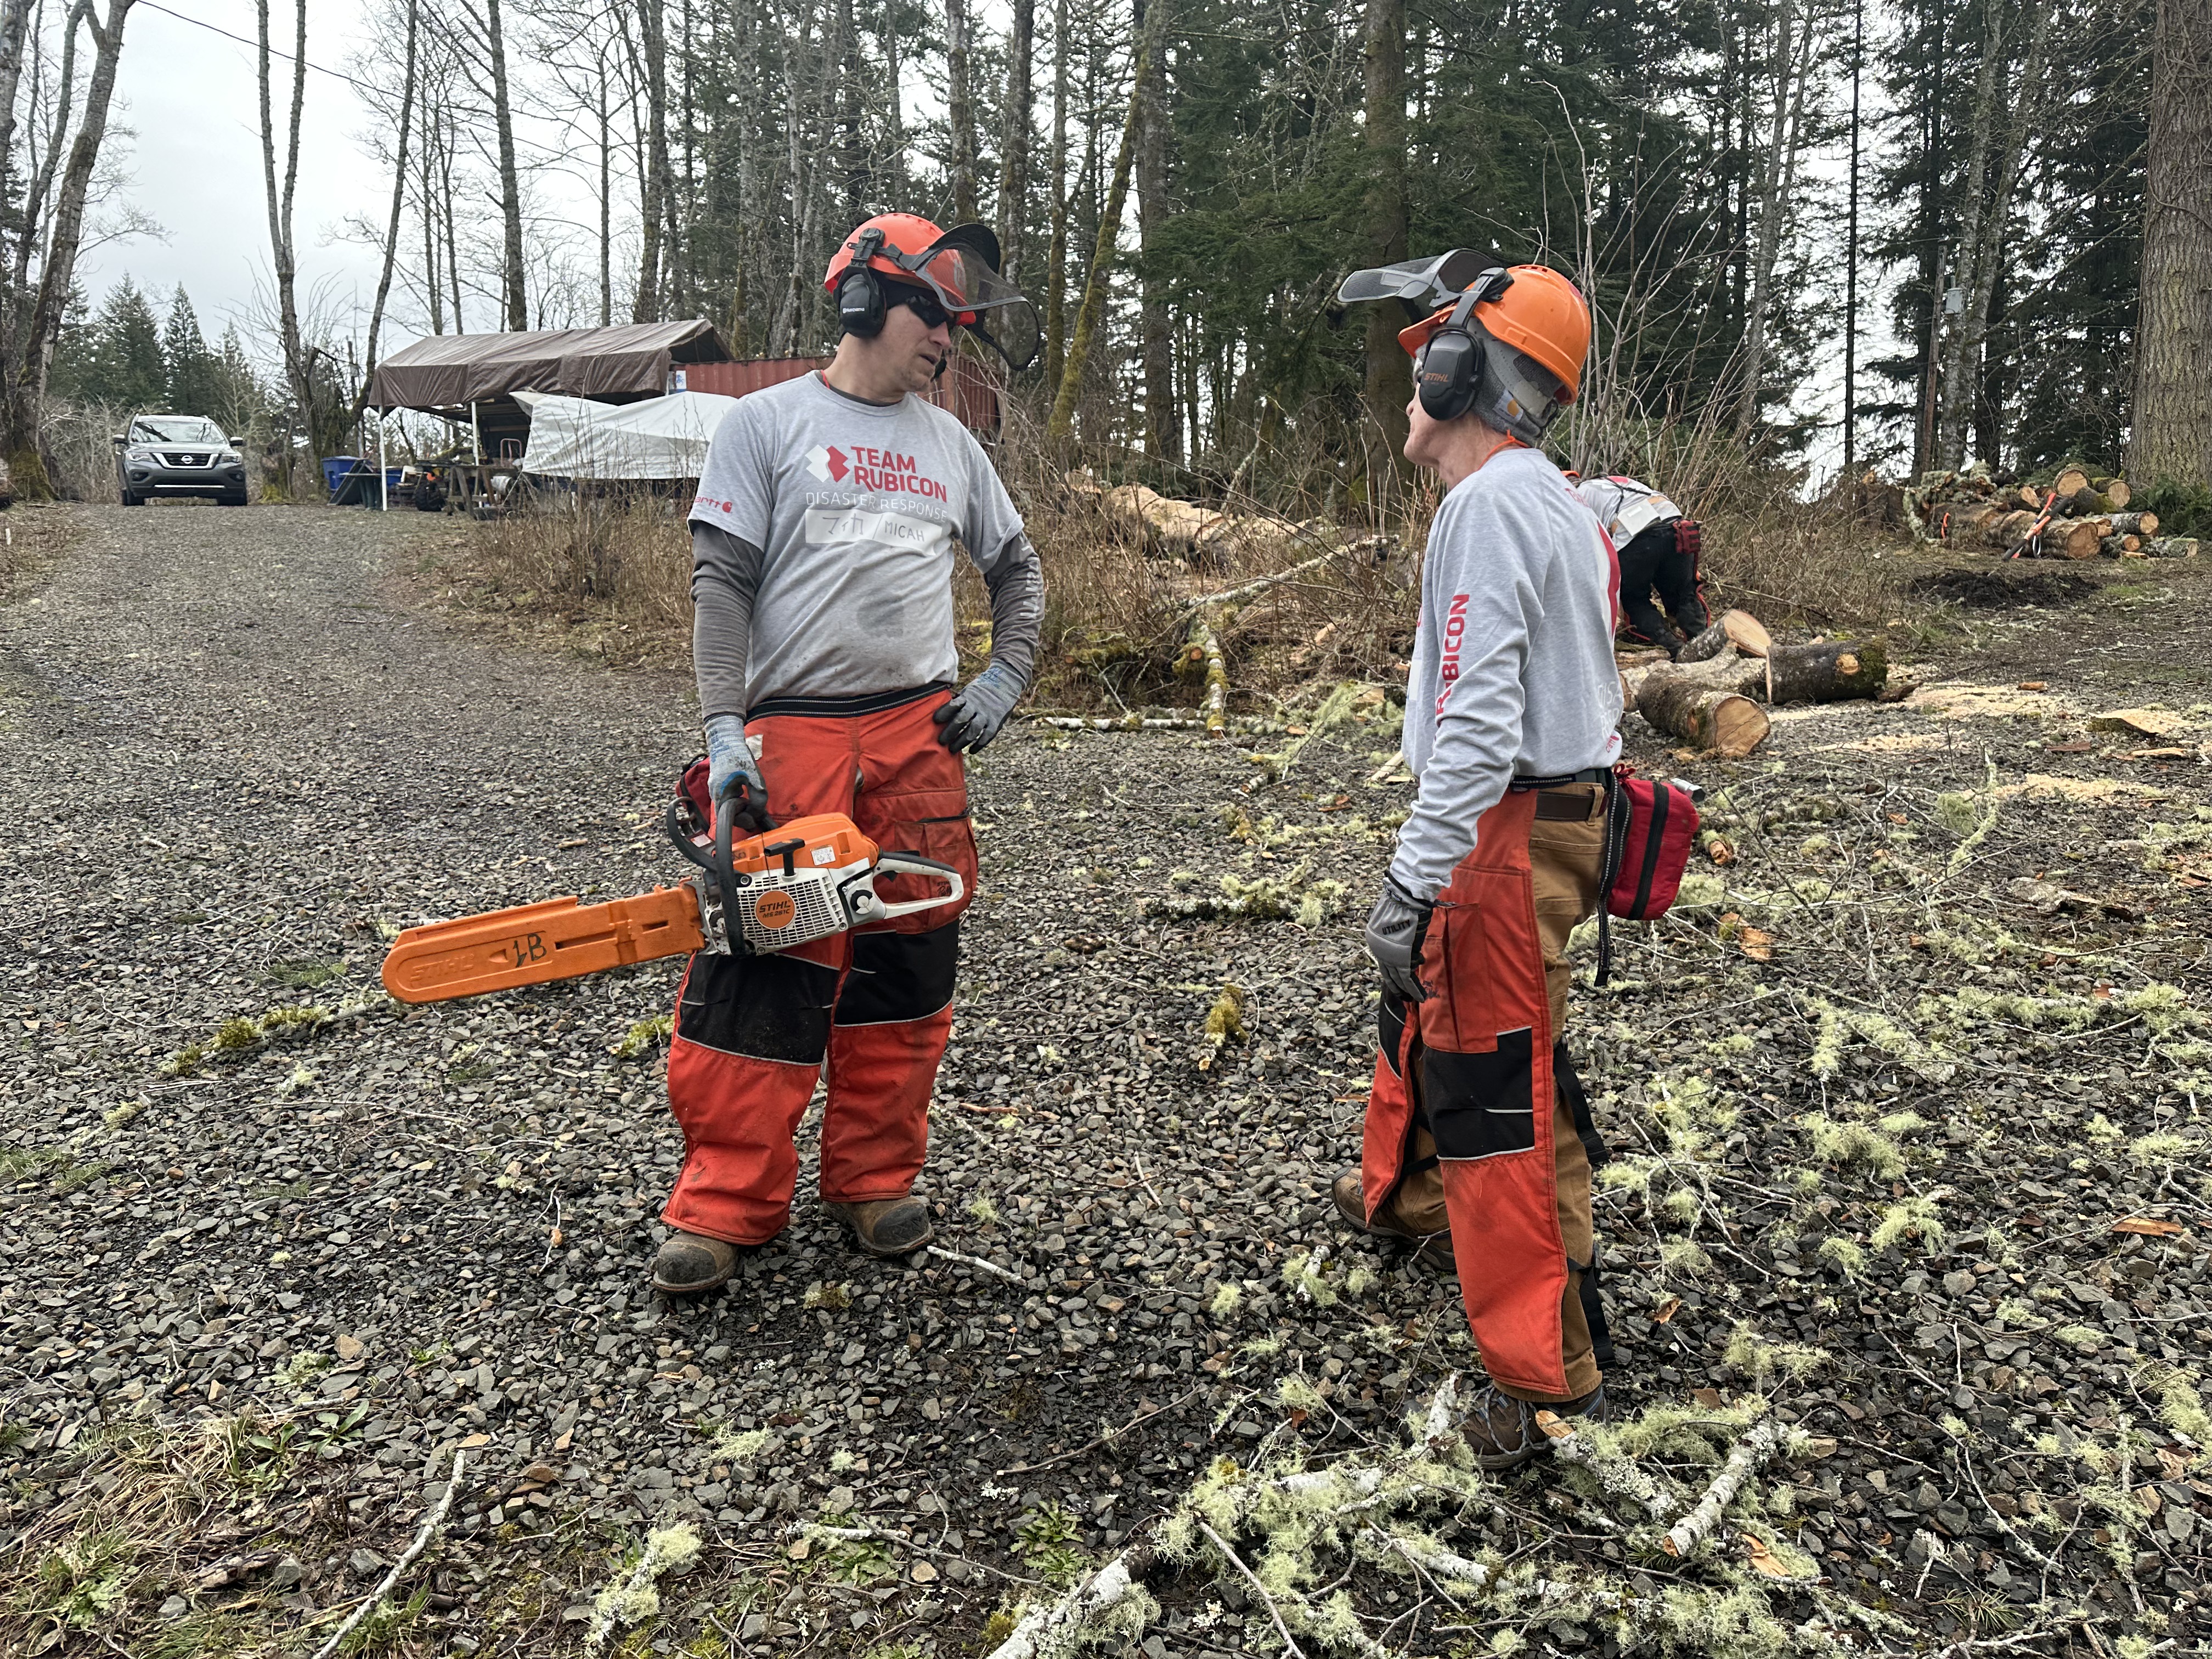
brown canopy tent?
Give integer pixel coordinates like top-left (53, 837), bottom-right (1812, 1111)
top-left (367, 319), bottom-right (733, 415)
top-left (361, 322), bottom-right (736, 503)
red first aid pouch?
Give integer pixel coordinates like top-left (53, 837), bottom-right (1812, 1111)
top-left (1595, 768), bottom-right (1700, 986)
top-left (1606, 769), bottom-right (1699, 920)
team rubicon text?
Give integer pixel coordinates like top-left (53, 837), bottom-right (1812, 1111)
top-left (806, 444), bottom-right (949, 501)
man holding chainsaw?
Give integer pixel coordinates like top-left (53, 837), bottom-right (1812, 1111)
top-left (1330, 253), bottom-right (1623, 1465)
top-left (652, 213), bottom-right (1045, 1295)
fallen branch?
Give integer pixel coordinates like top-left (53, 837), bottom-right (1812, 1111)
top-left (997, 1385), bottom-right (1205, 1476)
top-left (1184, 545), bottom-right (1341, 611)
top-left (1535, 1410), bottom-right (1680, 1521)
top-left (1189, 613), bottom-right (1229, 738)
top-left (925, 1244), bottom-right (1023, 1284)
top-left (309, 1449), bottom-right (466, 1659)
top-left (1659, 1415), bottom-right (1795, 1557)
top-left (1198, 1523), bottom-right (1311, 1658)
top-left (983, 1550), bottom-right (1148, 1659)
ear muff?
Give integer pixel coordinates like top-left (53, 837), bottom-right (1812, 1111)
top-left (1414, 291), bottom-right (1486, 421)
top-left (836, 266), bottom-right (885, 337)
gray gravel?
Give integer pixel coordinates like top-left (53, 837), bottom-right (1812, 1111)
top-left (1, 504), bottom-right (2208, 1655)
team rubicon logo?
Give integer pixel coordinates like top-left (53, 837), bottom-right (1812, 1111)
top-left (804, 442), bottom-right (949, 502)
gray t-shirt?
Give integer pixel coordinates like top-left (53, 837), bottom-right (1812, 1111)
top-left (687, 372), bottom-right (1037, 713)
top-left (1393, 445), bottom-right (1623, 894)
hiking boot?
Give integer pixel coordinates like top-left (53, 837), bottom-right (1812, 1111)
top-left (830, 1196), bottom-right (935, 1257)
top-left (1331, 1170), bottom-right (1454, 1273)
top-left (652, 1229), bottom-right (738, 1296)
top-left (1457, 1381), bottom-right (1609, 1471)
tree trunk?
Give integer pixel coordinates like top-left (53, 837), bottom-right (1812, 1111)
top-left (483, 0), bottom-right (528, 330)
top-left (997, 0), bottom-right (1035, 281)
top-left (1635, 677), bottom-right (1771, 757)
top-left (1042, 0), bottom-right (1069, 387)
top-left (10, 0), bottom-right (134, 476)
top-left (1734, 0), bottom-right (1814, 438)
top-left (255, 0), bottom-right (311, 478)
top-left (597, 53), bottom-right (612, 326)
top-left (1361, 0), bottom-right (1410, 466)
top-left (1756, 639), bottom-right (1889, 701)
top-left (2130, 0), bottom-right (2212, 488)
top-left (946, 0), bottom-right (978, 223)
top-left (351, 0), bottom-right (415, 426)
top-left (1937, 0), bottom-right (2051, 470)
top-left (1047, 16), bottom-right (1153, 443)
top-left (1135, 0), bottom-right (1174, 459)
top-left (1677, 610), bottom-right (1774, 662)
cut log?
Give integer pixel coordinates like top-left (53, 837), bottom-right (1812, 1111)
top-left (1951, 503), bottom-right (2004, 541)
top-left (2091, 476), bottom-right (2131, 507)
top-left (1635, 675), bottom-right (1770, 757)
top-left (1985, 510), bottom-right (2036, 549)
top-left (2015, 484), bottom-right (2042, 510)
top-left (2036, 518), bottom-right (2105, 560)
top-left (1675, 609), bottom-right (1773, 663)
top-left (1756, 639), bottom-right (1889, 704)
top-left (2143, 537), bottom-right (2200, 559)
top-left (2106, 511), bottom-right (2159, 537)
top-left (1621, 649), bottom-right (1754, 703)
top-left (2100, 534), bottom-right (2141, 556)
top-left (2052, 466), bottom-right (2090, 499)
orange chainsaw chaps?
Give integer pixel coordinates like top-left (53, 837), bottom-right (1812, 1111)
top-left (380, 885), bottom-right (707, 1005)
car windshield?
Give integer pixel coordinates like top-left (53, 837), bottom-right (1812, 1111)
top-left (131, 417), bottom-right (224, 444)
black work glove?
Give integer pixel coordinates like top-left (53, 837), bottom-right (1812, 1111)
top-left (933, 663), bottom-right (1024, 753)
top-left (1364, 875), bottom-right (1436, 1003)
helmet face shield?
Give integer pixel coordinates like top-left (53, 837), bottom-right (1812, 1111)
top-left (899, 228), bottom-right (1040, 371)
top-left (1339, 250), bottom-right (1491, 321)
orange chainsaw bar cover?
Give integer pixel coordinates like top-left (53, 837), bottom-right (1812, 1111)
top-left (381, 885), bottom-right (706, 1005)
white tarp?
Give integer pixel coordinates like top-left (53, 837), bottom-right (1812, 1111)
top-left (514, 389), bottom-right (738, 479)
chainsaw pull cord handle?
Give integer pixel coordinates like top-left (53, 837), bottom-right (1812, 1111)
top-left (764, 838), bottom-right (805, 878)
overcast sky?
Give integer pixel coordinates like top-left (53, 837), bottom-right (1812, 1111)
top-left (84, 0), bottom-right (391, 342)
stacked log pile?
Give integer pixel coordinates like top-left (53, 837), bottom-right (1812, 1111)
top-left (1906, 466), bottom-right (2199, 560)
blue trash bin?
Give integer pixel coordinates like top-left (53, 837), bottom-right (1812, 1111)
top-left (322, 456), bottom-right (363, 499)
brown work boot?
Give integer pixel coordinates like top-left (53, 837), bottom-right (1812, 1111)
top-left (1457, 1381), bottom-right (1609, 1471)
top-left (652, 1229), bottom-right (739, 1296)
top-left (829, 1196), bottom-right (935, 1257)
top-left (1330, 1170), bottom-right (1454, 1273)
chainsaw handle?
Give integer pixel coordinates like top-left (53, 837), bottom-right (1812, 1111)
top-left (665, 796), bottom-right (715, 872)
top-left (870, 851), bottom-right (966, 919)
top-left (709, 779), bottom-right (756, 955)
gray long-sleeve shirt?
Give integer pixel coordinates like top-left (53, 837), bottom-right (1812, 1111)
top-left (687, 371), bottom-right (1043, 719)
top-left (1392, 446), bottom-right (1623, 895)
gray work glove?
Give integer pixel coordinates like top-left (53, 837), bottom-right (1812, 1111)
top-left (703, 713), bottom-right (772, 836)
top-left (1364, 875), bottom-right (1436, 1003)
top-left (934, 661), bottom-right (1025, 753)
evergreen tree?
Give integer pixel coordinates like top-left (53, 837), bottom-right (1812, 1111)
top-left (76, 279), bottom-right (167, 409)
top-left (208, 325), bottom-right (267, 441)
top-left (162, 287), bottom-right (222, 416)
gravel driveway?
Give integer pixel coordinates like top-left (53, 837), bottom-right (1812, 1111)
top-left (2, 503), bottom-right (2208, 1656)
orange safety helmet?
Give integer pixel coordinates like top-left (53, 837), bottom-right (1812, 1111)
top-left (822, 213), bottom-right (1040, 371)
top-left (1396, 264), bottom-right (1590, 403)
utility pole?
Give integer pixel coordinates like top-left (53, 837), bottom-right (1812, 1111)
top-left (1842, 0), bottom-right (1861, 477)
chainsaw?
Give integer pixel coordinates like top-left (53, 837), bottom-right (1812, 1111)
top-left (379, 781), bottom-right (964, 1006)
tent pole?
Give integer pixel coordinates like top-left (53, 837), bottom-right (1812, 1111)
top-left (377, 414), bottom-right (388, 512)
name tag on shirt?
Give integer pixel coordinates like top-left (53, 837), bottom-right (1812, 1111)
top-left (803, 505), bottom-right (951, 558)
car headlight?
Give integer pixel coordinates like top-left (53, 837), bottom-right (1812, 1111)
top-left (218, 450), bottom-right (241, 464)
top-left (126, 447), bottom-right (157, 463)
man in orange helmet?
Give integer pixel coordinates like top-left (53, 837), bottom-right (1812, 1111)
top-left (1331, 254), bottom-right (1624, 1465)
top-left (652, 215), bottom-right (1043, 1294)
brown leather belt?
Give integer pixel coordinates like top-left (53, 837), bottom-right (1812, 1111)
top-left (1533, 786), bottom-right (1605, 821)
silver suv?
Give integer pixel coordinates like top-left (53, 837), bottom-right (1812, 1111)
top-left (115, 415), bottom-right (249, 507)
